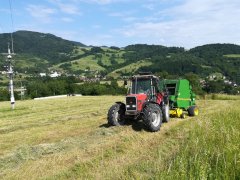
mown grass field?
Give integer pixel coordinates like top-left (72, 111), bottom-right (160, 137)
top-left (108, 60), bottom-right (153, 78)
top-left (0, 95), bottom-right (240, 179)
top-left (53, 47), bottom-right (126, 72)
top-left (223, 54), bottom-right (240, 58)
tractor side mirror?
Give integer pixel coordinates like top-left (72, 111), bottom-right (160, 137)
top-left (124, 80), bottom-right (127, 86)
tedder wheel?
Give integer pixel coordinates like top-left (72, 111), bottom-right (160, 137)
top-left (187, 106), bottom-right (199, 116)
top-left (143, 103), bottom-right (163, 132)
top-left (162, 104), bottom-right (170, 123)
top-left (107, 103), bottom-right (126, 126)
top-left (181, 113), bottom-right (186, 119)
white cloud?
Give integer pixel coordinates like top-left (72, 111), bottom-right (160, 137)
top-left (26, 5), bottom-right (56, 23)
top-left (122, 17), bottom-right (138, 22)
top-left (76, 33), bottom-right (115, 46)
top-left (116, 0), bottom-right (240, 48)
top-left (0, 8), bottom-right (11, 13)
top-left (142, 4), bottom-right (155, 10)
top-left (75, 0), bottom-right (132, 5)
top-left (92, 0), bottom-right (114, 4)
top-left (92, 25), bottom-right (101, 29)
top-left (108, 10), bottom-right (138, 22)
top-left (48, 0), bottom-right (81, 14)
top-left (61, 17), bottom-right (74, 22)
top-left (53, 30), bottom-right (79, 40)
top-left (58, 4), bottom-right (80, 14)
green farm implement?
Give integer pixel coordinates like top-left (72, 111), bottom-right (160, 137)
top-left (163, 79), bottom-right (199, 118)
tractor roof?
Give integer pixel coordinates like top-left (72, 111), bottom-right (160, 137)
top-left (131, 72), bottom-right (159, 80)
top-left (131, 74), bottom-right (159, 80)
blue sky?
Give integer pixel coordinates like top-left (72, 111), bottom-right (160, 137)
top-left (1, 0), bottom-right (240, 48)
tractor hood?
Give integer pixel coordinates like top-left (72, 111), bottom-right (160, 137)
top-left (126, 94), bottom-right (147, 113)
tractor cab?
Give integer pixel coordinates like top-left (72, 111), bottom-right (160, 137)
top-left (129, 74), bottom-right (159, 97)
top-left (125, 73), bottom-right (165, 115)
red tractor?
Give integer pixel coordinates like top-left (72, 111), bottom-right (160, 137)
top-left (107, 73), bottom-right (169, 132)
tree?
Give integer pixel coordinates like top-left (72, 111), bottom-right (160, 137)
top-left (204, 80), bottom-right (225, 93)
top-left (184, 73), bottom-right (204, 95)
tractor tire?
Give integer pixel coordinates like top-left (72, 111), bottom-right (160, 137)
top-left (107, 103), bottom-right (126, 126)
top-left (162, 104), bottom-right (170, 123)
top-left (142, 103), bottom-right (162, 132)
top-left (188, 106), bottom-right (199, 116)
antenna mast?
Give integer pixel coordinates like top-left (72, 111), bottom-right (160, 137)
top-left (6, 43), bottom-right (15, 109)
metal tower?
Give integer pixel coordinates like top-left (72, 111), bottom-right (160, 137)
top-left (6, 44), bottom-right (15, 109)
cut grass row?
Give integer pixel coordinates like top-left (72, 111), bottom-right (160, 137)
top-left (204, 94), bottom-right (240, 100)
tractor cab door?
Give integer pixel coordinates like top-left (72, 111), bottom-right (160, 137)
top-left (152, 78), bottom-right (164, 104)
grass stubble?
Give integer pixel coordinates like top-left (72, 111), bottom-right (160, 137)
top-left (0, 95), bottom-right (239, 179)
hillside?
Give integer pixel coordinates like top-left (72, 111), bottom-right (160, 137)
top-left (0, 30), bottom-right (85, 67)
top-left (189, 43), bottom-right (240, 58)
top-left (0, 96), bottom-right (239, 179)
top-left (0, 31), bottom-right (240, 84)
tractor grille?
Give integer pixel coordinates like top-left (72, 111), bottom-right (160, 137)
top-left (126, 96), bottom-right (137, 111)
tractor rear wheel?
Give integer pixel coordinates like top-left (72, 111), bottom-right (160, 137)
top-left (108, 103), bottom-right (126, 126)
top-left (162, 104), bottom-right (170, 123)
top-left (143, 103), bottom-right (162, 132)
top-left (188, 106), bottom-right (199, 116)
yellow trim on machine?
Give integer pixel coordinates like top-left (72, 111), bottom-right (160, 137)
top-left (170, 108), bottom-right (183, 118)
top-left (176, 98), bottom-right (191, 101)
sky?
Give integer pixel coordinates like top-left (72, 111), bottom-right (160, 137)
top-left (0, 0), bottom-right (240, 48)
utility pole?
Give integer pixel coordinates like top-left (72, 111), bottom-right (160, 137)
top-left (6, 44), bottom-right (15, 110)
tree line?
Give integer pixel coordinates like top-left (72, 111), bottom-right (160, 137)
top-left (24, 77), bottom-right (126, 99)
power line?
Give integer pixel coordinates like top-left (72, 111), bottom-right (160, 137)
top-left (8, 0), bottom-right (14, 54)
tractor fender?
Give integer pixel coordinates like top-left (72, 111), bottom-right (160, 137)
top-left (115, 102), bottom-right (126, 110)
top-left (142, 101), bottom-right (160, 111)
top-left (115, 101), bottom-right (125, 105)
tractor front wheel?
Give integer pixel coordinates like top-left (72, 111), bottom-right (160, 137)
top-left (108, 103), bottom-right (126, 126)
top-left (188, 106), bottom-right (199, 116)
top-left (143, 103), bottom-right (162, 132)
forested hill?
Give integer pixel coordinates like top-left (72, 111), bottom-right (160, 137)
top-left (123, 43), bottom-right (240, 83)
top-left (189, 43), bottom-right (240, 58)
top-left (0, 31), bottom-right (239, 84)
top-left (0, 30), bottom-right (86, 63)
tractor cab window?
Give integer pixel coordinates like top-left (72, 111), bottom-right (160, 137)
top-left (131, 78), bottom-right (151, 94)
top-left (152, 79), bottom-right (160, 93)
